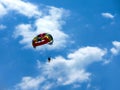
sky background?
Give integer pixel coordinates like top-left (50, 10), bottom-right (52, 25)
top-left (0, 0), bottom-right (120, 90)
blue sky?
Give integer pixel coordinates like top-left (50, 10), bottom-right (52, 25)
top-left (0, 0), bottom-right (120, 90)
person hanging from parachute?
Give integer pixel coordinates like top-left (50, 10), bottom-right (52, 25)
top-left (32, 33), bottom-right (53, 62)
top-left (32, 33), bottom-right (53, 48)
top-left (48, 57), bottom-right (51, 62)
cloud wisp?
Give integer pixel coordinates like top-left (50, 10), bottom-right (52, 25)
top-left (101, 12), bottom-right (114, 19)
top-left (0, 0), bottom-right (41, 18)
top-left (15, 46), bottom-right (107, 90)
top-left (0, 3), bottom-right (7, 17)
top-left (111, 41), bottom-right (120, 55)
top-left (0, 24), bottom-right (6, 30)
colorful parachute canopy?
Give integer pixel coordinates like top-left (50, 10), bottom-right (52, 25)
top-left (32, 33), bottom-right (53, 48)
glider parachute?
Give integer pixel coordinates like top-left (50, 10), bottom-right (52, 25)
top-left (32, 33), bottom-right (53, 48)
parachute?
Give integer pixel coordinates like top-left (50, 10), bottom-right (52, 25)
top-left (32, 33), bottom-right (53, 48)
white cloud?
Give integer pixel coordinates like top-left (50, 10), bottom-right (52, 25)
top-left (101, 12), bottom-right (114, 19)
top-left (103, 60), bottom-right (111, 65)
top-left (0, 3), bottom-right (7, 17)
top-left (14, 7), bottom-right (69, 50)
top-left (0, 24), bottom-right (6, 30)
top-left (0, 0), bottom-right (41, 18)
top-left (15, 77), bottom-right (45, 90)
top-left (15, 46), bottom-right (107, 90)
top-left (14, 24), bottom-right (35, 48)
top-left (111, 41), bottom-right (120, 55)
